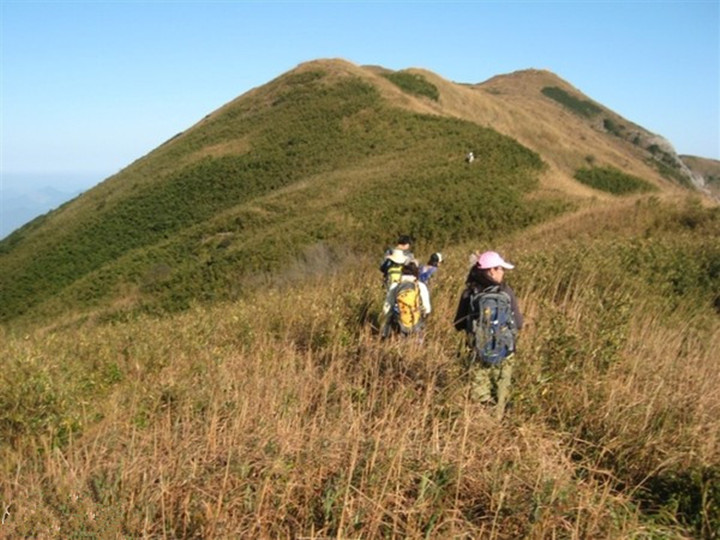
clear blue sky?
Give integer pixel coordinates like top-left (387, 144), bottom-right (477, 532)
top-left (1, 0), bottom-right (719, 192)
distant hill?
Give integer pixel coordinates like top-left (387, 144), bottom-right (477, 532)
top-left (0, 184), bottom-right (83, 240)
top-left (0, 58), bottom-right (712, 326)
top-left (680, 155), bottom-right (720, 199)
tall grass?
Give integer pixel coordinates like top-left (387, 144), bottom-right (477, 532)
top-left (1, 197), bottom-right (718, 538)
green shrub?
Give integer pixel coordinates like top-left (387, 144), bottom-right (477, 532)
top-left (602, 118), bottom-right (625, 137)
top-left (574, 166), bottom-right (656, 195)
top-left (541, 86), bottom-right (602, 118)
top-left (382, 71), bottom-right (440, 101)
top-left (639, 467), bottom-right (720, 539)
top-left (0, 71), bottom-right (569, 325)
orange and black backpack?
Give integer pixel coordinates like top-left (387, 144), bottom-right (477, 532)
top-left (392, 281), bottom-right (423, 334)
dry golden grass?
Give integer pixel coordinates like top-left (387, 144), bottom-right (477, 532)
top-left (2, 53), bottom-right (717, 532)
top-left (2, 195), bottom-right (717, 538)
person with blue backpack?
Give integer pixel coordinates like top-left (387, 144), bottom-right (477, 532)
top-left (453, 251), bottom-right (523, 420)
top-left (419, 252), bottom-right (443, 286)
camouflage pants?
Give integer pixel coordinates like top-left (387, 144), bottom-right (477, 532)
top-left (467, 354), bottom-right (515, 420)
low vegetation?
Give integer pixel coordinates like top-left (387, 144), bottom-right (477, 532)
top-left (600, 118), bottom-right (692, 189)
top-left (0, 71), bottom-right (567, 326)
top-left (1, 196), bottom-right (718, 538)
top-left (574, 165), bottom-right (657, 195)
top-left (602, 117), bottom-right (626, 137)
top-left (541, 86), bottom-right (602, 118)
top-left (1, 60), bottom-right (717, 538)
top-left (382, 71), bottom-right (440, 101)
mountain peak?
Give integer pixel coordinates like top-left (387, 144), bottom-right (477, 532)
top-left (0, 59), bottom-right (712, 325)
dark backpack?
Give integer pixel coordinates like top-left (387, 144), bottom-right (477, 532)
top-left (468, 285), bottom-right (516, 364)
top-left (392, 281), bottom-right (423, 334)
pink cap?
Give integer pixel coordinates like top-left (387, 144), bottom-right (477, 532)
top-left (477, 251), bottom-right (514, 270)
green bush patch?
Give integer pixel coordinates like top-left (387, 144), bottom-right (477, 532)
top-left (638, 467), bottom-right (720, 539)
top-left (574, 166), bottom-right (657, 195)
top-left (382, 71), bottom-right (439, 101)
top-left (541, 86), bottom-right (602, 118)
top-left (0, 71), bottom-right (569, 324)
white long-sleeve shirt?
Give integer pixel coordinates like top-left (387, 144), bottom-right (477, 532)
top-left (382, 275), bottom-right (431, 316)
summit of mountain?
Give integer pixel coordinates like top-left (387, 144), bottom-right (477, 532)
top-left (0, 58), bottom-right (714, 326)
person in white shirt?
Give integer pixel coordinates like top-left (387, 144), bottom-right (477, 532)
top-left (381, 261), bottom-right (431, 339)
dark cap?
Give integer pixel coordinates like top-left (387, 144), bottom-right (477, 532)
top-left (402, 261), bottom-right (419, 277)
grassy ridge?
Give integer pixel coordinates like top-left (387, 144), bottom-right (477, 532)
top-left (2, 61), bottom-right (717, 536)
top-left (1, 197), bottom-right (718, 537)
top-left (0, 71), bottom-right (569, 326)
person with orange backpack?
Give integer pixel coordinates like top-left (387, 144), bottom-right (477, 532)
top-left (381, 261), bottom-right (431, 339)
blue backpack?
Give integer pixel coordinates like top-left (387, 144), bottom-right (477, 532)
top-left (418, 265), bottom-right (437, 284)
top-left (468, 285), bottom-right (516, 364)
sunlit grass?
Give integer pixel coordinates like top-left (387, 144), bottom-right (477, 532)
top-left (1, 196), bottom-right (718, 537)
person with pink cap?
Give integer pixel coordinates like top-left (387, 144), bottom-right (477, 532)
top-left (453, 250), bottom-right (524, 419)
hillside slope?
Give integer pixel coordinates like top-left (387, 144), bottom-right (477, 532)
top-left (1, 59), bottom-right (719, 538)
top-left (0, 58), bottom-right (708, 327)
top-left (681, 155), bottom-right (720, 199)
top-left (368, 64), bottom-right (699, 196)
top-left (1, 194), bottom-right (718, 538)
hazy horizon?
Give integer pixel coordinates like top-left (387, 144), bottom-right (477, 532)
top-left (0, 172), bottom-right (104, 239)
top-left (3, 2), bottom-right (718, 192)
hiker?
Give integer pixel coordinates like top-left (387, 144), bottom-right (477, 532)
top-left (382, 261), bottom-right (431, 339)
top-left (465, 151), bottom-right (475, 163)
top-left (384, 234), bottom-right (414, 261)
top-left (453, 251), bottom-right (523, 419)
top-left (419, 252), bottom-right (443, 286)
top-left (380, 249), bottom-right (408, 289)
top-left (380, 235), bottom-right (414, 289)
